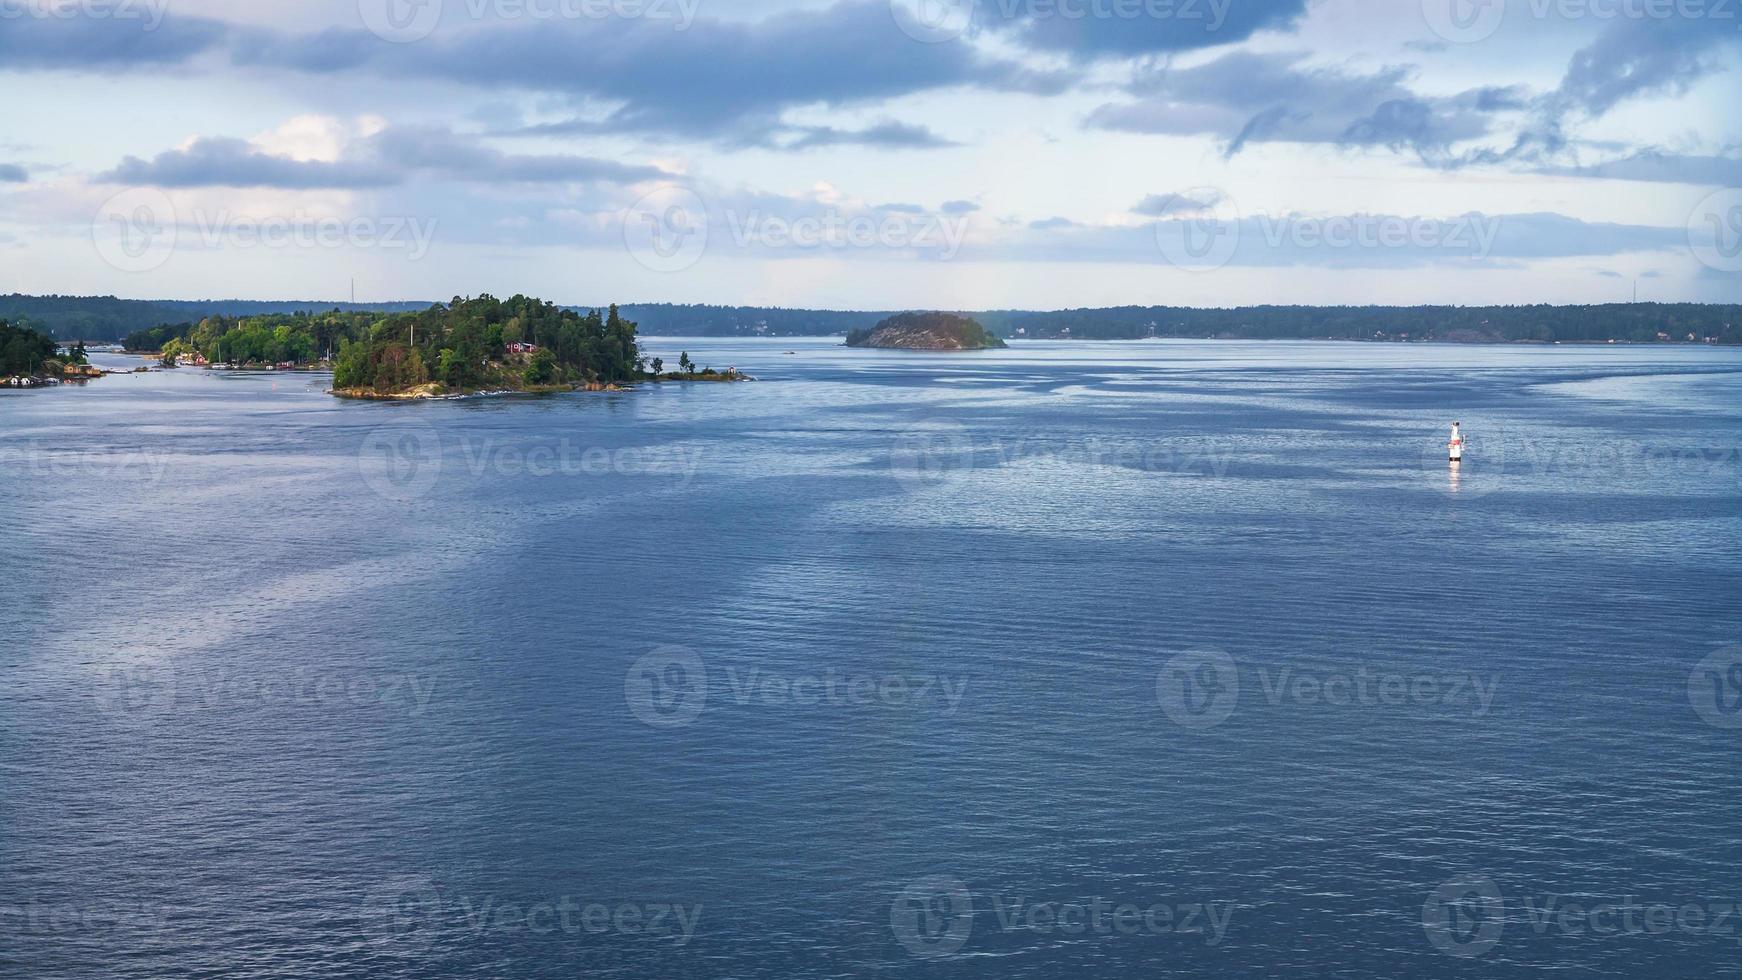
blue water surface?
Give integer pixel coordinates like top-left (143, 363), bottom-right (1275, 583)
top-left (3, 339), bottom-right (1741, 978)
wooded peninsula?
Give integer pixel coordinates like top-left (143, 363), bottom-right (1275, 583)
top-left (118, 294), bottom-right (742, 399)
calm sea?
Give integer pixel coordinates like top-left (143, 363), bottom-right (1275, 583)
top-left (4, 339), bottom-right (1741, 978)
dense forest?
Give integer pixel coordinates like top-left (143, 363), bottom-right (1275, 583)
top-left (610, 304), bottom-right (890, 337)
top-left (0, 320), bottom-right (89, 378)
top-left (0, 320), bottom-right (60, 377)
top-left (14, 293), bottom-right (1742, 345)
top-left (123, 295), bottom-right (643, 394)
top-left (986, 304), bottom-right (1742, 344)
top-left (1, 294), bottom-right (431, 341)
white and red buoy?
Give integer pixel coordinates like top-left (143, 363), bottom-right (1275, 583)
top-left (1448, 422), bottom-right (1465, 463)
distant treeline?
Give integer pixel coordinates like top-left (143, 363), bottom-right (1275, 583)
top-left (984, 304), bottom-right (1741, 344)
top-left (0, 294), bottom-right (432, 341)
top-left (603, 304), bottom-right (892, 337)
top-left (11, 294), bottom-right (1742, 345)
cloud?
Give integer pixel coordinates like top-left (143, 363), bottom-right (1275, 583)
top-left (98, 125), bottom-right (665, 189)
top-left (779, 121), bottom-right (960, 151)
top-left (242, 2), bottom-right (1066, 146)
top-left (1029, 216), bottom-right (1079, 230)
top-left (1442, 19), bottom-right (1742, 171)
top-left (0, 11), bottom-right (225, 67)
top-left (941, 200), bottom-right (981, 214)
top-left (1088, 52), bottom-right (1512, 160)
top-left (1133, 190), bottom-right (1223, 216)
top-left (972, 0), bottom-right (1309, 59)
top-left (952, 210), bottom-right (1686, 267)
top-left (1531, 150), bottom-right (1742, 187)
top-left (0, 164), bottom-right (26, 183)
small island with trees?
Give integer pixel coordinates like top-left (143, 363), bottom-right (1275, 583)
top-left (1, 320), bottom-right (101, 387)
top-left (118, 294), bottom-right (748, 399)
top-left (845, 312), bottom-right (1008, 351)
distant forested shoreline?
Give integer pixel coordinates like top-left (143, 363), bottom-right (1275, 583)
top-left (7, 294), bottom-right (1739, 345)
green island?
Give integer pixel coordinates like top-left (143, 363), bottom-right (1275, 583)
top-left (845, 312), bottom-right (1007, 351)
top-left (120, 294), bottom-right (748, 399)
top-left (0, 320), bottom-right (101, 387)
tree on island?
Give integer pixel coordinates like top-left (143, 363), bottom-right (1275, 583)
top-left (650, 357), bottom-right (663, 377)
top-left (679, 352), bottom-right (693, 375)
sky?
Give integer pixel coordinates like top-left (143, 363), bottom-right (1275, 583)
top-left (1, 0), bottom-right (1739, 309)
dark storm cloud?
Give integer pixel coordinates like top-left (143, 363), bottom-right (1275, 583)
top-left (98, 127), bottom-right (664, 189)
top-left (238, 1), bottom-right (1066, 146)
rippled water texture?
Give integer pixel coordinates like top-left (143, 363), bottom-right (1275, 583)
top-left (4, 339), bottom-right (1741, 978)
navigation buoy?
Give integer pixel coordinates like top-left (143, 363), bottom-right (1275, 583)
top-left (1448, 422), bottom-right (1465, 464)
